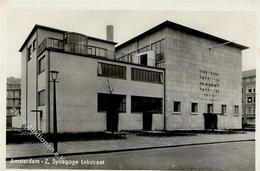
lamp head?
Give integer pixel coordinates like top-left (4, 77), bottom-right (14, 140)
top-left (50, 70), bottom-right (59, 81)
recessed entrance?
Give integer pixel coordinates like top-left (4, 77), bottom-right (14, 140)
top-left (98, 93), bottom-right (126, 132)
top-left (106, 111), bottom-right (119, 132)
top-left (143, 112), bottom-right (152, 131)
top-left (204, 114), bottom-right (218, 130)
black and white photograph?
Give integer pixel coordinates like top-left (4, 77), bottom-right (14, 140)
top-left (0, 0), bottom-right (259, 170)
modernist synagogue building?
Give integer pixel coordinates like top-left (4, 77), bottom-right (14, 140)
top-left (18, 21), bottom-right (248, 133)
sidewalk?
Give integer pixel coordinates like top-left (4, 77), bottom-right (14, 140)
top-left (6, 132), bottom-right (255, 159)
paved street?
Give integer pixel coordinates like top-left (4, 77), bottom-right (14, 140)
top-left (6, 140), bottom-right (255, 170)
top-left (6, 132), bottom-right (254, 158)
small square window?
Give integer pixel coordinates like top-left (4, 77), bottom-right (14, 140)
top-left (173, 101), bottom-right (181, 112)
top-left (247, 97), bottom-right (253, 103)
top-left (191, 103), bottom-right (198, 113)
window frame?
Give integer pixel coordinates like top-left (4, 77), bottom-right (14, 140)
top-left (97, 93), bottom-right (126, 113)
top-left (97, 62), bottom-right (126, 80)
top-left (221, 105), bottom-right (227, 115)
top-left (27, 45), bottom-right (32, 61)
top-left (234, 105), bottom-right (239, 115)
top-left (131, 68), bottom-right (163, 84)
top-left (131, 96), bottom-right (163, 114)
top-left (191, 103), bottom-right (198, 113)
top-left (33, 39), bottom-right (37, 51)
top-left (247, 96), bottom-right (253, 103)
top-left (37, 90), bottom-right (45, 106)
top-left (173, 101), bottom-right (181, 113)
top-left (38, 56), bottom-right (46, 74)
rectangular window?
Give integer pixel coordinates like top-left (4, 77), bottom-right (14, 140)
top-left (97, 63), bottom-right (126, 79)
top-left (131, 96), bottom-right (162, 113)
top-left (33, 39), bottom-right (37, 51)
top-left (234, 105), bottom-right (239, 115)
top-left (98, 93), bottom-right (126, 112)
top-left (38, 56), bottom-right (45, 74)
top-left (173, 101), bottom-right (181, 113)
top-left (247, 97), bottom-right (253, 103)
top-left (207, 104), bottom-right (213, 113)
top-left (131, 68), bottom-right (163, 84)
top-left (247, 118), bottom-right (255, 124)
top-left (191, 103), bottom-right (198, 113)
top-left (246, 86), bottom-right (255, 93)
top-left (221, 105), bottom-right (227, 114)
top-left (38, 90), bottom-right (45, 106)
top-left (27, 45), bottom-right (32, 61)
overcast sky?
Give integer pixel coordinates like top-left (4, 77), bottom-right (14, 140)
top-left (6, 9), bottom-right (256, 77)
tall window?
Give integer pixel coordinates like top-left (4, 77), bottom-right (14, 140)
top-left (97, 63), bottom-right (126, 79)
top-left (131, 96), bottom-right (162, 113)
top-left (38, 56), bottom-right (45, 74)
top-left (131, 68), bottom-right (163, 84)
top-left (173, 101), bottom-right (181, 112)
top-left (234, 105), bottom-right (239, 115)
top-left (98, 93), bottom-right (126, 112)
top-left (151, 39), bottom-right (164, 62)
top-left (27, 45), bottom-right (32, 61)
top-left (207, 104), bottom-right (213, 113)
top-left (38, 90), bottom-right (45, 106)
top-left (33, 39), bottom-right (37, 51)
top-left (221, 105), bottom-right (227, 114)
top-left (191, 103), bottom-right (198, 113)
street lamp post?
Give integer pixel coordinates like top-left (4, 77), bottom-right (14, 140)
top-left (50, 70), bottom-right (59, 153)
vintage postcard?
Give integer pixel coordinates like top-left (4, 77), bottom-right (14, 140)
top-left (1, 0), bottom-right (259, 170)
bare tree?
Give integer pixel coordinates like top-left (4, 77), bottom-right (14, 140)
top-left (102, 78), bottom-right (116, 94)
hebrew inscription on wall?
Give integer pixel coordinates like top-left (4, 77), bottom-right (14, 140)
top-left (199, 69), bottom-right (220, 101)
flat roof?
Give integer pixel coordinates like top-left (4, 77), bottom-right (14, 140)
top-left (242, 69), bottom-right (256, 78)
top-left (19, 24), bottom-right (117, 52)
top-left (115, 20), bottom-right (249, 50)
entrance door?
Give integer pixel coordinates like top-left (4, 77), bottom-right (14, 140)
top-left (143, 112), bottom-right (152, 131)
top-left (204, 114), bottom-right (217, 130)
top-left (106, 111), bottom-right (119, 132)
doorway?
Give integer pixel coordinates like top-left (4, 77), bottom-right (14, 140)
top-left (204, 114), bottom-right (217, 130)
top-left (143, 112), bottom-right (152, 131)
top-left (106, 111), bottom-right (119, 132)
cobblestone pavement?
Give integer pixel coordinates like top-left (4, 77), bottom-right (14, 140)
top-left (6, 132), bottom-right (255, 158)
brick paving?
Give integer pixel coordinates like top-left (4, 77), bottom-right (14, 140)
top-left (6, 132), bottom-right (255, 158)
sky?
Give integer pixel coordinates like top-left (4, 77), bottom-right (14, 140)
top-left (4, 6), bottom-right (257, 78)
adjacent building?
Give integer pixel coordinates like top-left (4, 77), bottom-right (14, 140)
top-left (6, 77), bottom-right (21, 128)
top-left (19, 21), bottom-right (248, 133)
top-left (242, 69), bottom-right (256, 128)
